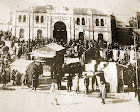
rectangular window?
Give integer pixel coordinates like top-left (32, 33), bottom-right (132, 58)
top-left (18, 15), bottom-right (22, 22)
top-left (36, 16), bottom-right (39, 23)
top-left (23, 15), bottom-right (26, 22)
top-left (41, 16), bottom-right (44, 23)
top-left (101, 19), bottom-right (104, 26)
top-left (96, 19), bottom-right (99, 26)
top-left (82, 18), bottom-right (85, 25)
top-left (77, 18), bottom-right (80, 25)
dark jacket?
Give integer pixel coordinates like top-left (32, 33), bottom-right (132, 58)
top-left (67, 75), bottom-right (73, 87)
top-left (84, 77), bottom-right (89, 86)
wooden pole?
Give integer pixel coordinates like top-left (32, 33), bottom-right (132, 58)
top-left (74, 15), bottom-right (75, 39)
top-left (28, 9), bottom-right (31, 52)
top-left (70, 17), bottom-right (71, 40)
top-left (89, 18), bottom-right (90, 40)
top-left (134, 34), bottom-right (138, 89)
top-left (15, 11), bottom-right (17, 38)
top-left (32, 10), bottom-right (34, 40)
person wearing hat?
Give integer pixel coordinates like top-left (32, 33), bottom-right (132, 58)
top-left (84, 73), bottom-right (89, 94)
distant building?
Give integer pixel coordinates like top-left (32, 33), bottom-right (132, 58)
top-left (12, 5), bottom-right (112, 43)
top-left (111, 12), bottom-right (140, 46)
top-left (111, 15), bottom-right (136, 46)
top-left (0, 22), bottom-right (12, 31)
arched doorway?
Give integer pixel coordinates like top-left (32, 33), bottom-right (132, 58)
top-left (98, 34), bottom-right (103, 41)
top-left (98, 34), bottom-right (104, 42)
top-left (98, 33), bottom-right (104, 47)
top-left (79, 32), bottom-right (84, 41)
top-left (37, 29), bottom-right (42, 39)
top-left (53, 21), bottom-right (67, 45)
top-left (19, 28), bottom-right (24, 38)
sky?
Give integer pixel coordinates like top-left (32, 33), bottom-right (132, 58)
top-left (0, 0), bottom-right (140, 23)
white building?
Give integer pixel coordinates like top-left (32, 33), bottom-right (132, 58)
top-left (12, 5), bottom-right (112, 43)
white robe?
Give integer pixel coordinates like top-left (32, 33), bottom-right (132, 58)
top-left (113, 49), bottom-right (118, 61)
top-left (130, 50), bottom-right (135, 64)
top-left (74, 75), bottom-right (79, 91)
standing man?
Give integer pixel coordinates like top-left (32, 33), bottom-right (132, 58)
top-left (32, 73), bottom-right (38, 91)
top-left (15, 70), bottom-right (21, 86)
top-left (0, 65), bottom-right (3, 83)
top-left (92, 75), bottom-right (97, 92)
top-left (75, 74), bottom-right (79, 93)
top-left (32, 64), bottom-right (39, 91)
top-left (84, 73), bottom-right (89, 94)
top-left (56, 73), bottom-right (61, 90)
top-left (100, 81), bottom-right (106, 104)
top-left (67, 74), bottom-right (73, 91)
top-left (5, 65), bottom-right (11, 83)
top-left (1, 68), bottom-right (6, 87)
top-left (98, 63), bottom-right (107, 104)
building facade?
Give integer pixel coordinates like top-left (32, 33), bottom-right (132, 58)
top-left (12, 5), bottom-right (112, 43)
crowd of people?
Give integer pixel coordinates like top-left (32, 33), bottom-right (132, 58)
top-left (0, 30), bottom-right (44, 88)
top-left (0, 30), bottom-right (140, 105)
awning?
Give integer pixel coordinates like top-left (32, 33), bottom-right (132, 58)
top-left (29, 43), bottom-right (64, 58)
top-left (10, 59), bottom-right (35, 74)
top-left (46, 43), bottom-right (65, 51)
top-left (30, 53), bottom-right (55, 58)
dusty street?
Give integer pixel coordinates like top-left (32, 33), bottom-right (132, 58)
top-left (0, 86), bottom-right (139, 112)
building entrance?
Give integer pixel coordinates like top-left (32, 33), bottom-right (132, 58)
top-left (79, 32), bottom-right (84, 41)
top-left (53, 21), bottom-right (67, 45)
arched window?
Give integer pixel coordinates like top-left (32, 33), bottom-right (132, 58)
top-left (37, 29), bottom-right (42, 39)
top-left (18, 15), bottom-right (22, 22)
top-left (19, 28), bottom-right (24, 38)
top-left (82, 18), bottom-right (85, 25)
top-left (23, 15), bottom-right (26, 22)
top-left (101, 19), bottom-right (104, 26)
top-left (36, 16), bottom-right (39, 23)
top-left (77, 18), bottom-right (80, 25)
top-left (96, 19), bottom-right (99, 26)
top-left (41, 16), bottom-right (44, 23)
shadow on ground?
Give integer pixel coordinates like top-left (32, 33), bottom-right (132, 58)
top-left (106, 99), bottom-right (130, 104)
top-left (0, 86), bottom-right (16, 91)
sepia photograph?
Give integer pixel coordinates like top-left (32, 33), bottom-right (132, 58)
top-left (0, 0), bottom-right (140, 112)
